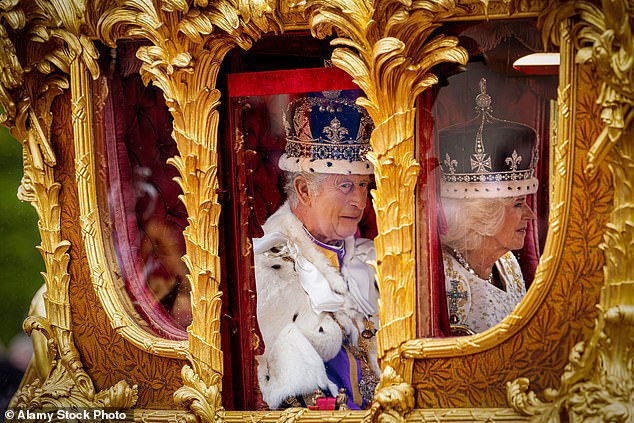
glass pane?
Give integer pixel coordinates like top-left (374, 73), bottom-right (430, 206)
top-left (228, 67), bottom-right (380, 411)
top-left (422, 19), bottom-right (557, 336)
top-left (100, 60), bottom-right (190, 339)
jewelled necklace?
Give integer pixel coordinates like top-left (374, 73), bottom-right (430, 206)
top-left (452, 249), bottom-right (493, 284)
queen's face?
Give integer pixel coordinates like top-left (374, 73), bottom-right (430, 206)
top-left (490, 195), bottom-right (536, 253)
top-left (303, 174), bottom-right (371, 244)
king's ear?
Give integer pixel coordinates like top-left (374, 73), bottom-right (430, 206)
top-left (294, 176), bottom-right (312, 205)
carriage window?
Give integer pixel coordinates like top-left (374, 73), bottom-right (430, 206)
top-left (227, 67), bottom-right (379, 410)
top-left (99, 52), bottom-right (190, 340)
top-left (419, 19), bottom-right (557, 337)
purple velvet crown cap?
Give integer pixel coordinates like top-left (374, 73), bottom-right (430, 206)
top-left (278, 92), bottom-right (374, 175)
top-left (438, 78), bottom-right (539, 199)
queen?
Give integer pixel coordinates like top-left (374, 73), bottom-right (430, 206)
top-left (438, 78), bottom-right (539, 335)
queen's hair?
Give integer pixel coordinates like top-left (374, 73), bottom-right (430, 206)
top-left (284, 171), bottom-right (330, 207)
top-left (440, 196), bottom-right (516, 252)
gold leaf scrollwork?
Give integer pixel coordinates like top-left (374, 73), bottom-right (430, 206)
top-left (305, 0), bottom-right (468, 365)
top-left (540, 0), bottom-right (634, 174)
top-left (174, 365), bottom-right (225, 423)
top-left (364, 366), bottom-right (415, 423)
top-left (7, 86), bottom-right (139, 415)
top-left (98, 0), bottom-right (283, 413)
top-left (508, 304), bottom-right (634, 422)
top-left (0, 0), bottom-right (140, 413)
top-left (509, 3), bottom-right (634, 421)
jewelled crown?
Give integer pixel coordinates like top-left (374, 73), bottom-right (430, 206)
top-left (278, 92), bottom-right (374, 175)
top-left (438, 78), bottom-right (539, 199)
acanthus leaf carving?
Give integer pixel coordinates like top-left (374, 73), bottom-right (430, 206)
top-left (306, 0), bottom-right (468, 365)
top-left (508, 305), bottom-right (634, 423)
top-left (540, 0), bottom-right (634, 174)
top-left (174, 364), bottom-right (225, 423)
top-left (97, 1), bottom-right (282, 418)
top-left (365, 366), bottom-right (415, 423)
top-left (0, 0), bottom-right (140, 413)
top-left (509, 4), bottom-right (634, 422)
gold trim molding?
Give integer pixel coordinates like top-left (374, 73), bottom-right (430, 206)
top-left (0, 0), bottom-right (137, 411)
top-left (509, 1), bottom-right (634, 421)
top-left (0, 0), bottom-right (630, 418)
top-left (306, 0), bottom-right (469, 371)
top-left (280, 0), bottom-right (543, 29)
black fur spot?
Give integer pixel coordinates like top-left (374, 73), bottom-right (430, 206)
top-left (292, 313), bottom-right (298, 322)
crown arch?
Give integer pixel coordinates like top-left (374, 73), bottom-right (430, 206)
top-left (0, 0), bottom-right (631, 422)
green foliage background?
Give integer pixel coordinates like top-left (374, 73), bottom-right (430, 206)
top-left (0, 126), bottom-right (44, 348)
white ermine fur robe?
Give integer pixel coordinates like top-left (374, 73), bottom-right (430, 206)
top-left (253, 202), bottom-right (379, 409)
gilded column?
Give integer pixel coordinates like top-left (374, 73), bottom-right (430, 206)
top-left (509, 1), bottom-right (634, 420)
top-left (0, 0), bottom-right (138, 410)
top-left (305, 0), bottom-right (468, 368)
top-left (99, 0), bottom-right (281, 419)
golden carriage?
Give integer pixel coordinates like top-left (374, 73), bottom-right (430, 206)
top-left (0, 0), bottom-right (632, 421)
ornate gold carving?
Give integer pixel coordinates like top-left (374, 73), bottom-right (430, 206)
top-left (174, 365), bottom-right (225, 423)
top-left (280, 0), bottom-right (542, 29)
top-left (509, 304), bottom-right (634, 421)
top-left (224, 409), bottom-right (532, 423)
top-left (0, 0), bottom-right (138, 411)
top-left (508, 4), bottom-right (634, 420)
top-left (0, 6), bottom-right (55, 171)
top-left (70, 53), bottom-right (191, 361)
top-left (98, 0), bottom-right (281, 417)
top-left (365, 366), bottom-right (415, 423)
top-left (459, 0), bottom-right (542, 19)
top-left (539, 0), bottom-right (634, 173)
top-left (12, 315), bottom-right (139, 407)
top-left (306, 0), bottom-right (469, 368)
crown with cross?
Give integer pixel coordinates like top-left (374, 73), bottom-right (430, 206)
top-left (438, 78), bottom-right (539, 199)
top-left (278, 92), bottom-right (374, 175)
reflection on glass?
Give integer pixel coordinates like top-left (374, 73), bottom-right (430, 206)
top-left (101, 58), bottom-right (190, 339)
top-left (439, 78), bottom-right (539, 335)
top-left (233, 83), bottom-right (379, 410)
top-left (426, 19), bottom-right (557, 336)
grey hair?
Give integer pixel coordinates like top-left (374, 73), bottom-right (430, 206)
top-left (440, 196), bottom-right (516, 251)
top-left (283, 171), bottom-right (331, 207)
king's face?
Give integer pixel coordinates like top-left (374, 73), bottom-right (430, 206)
top-left (304, 174), bottom-right (370, 244)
